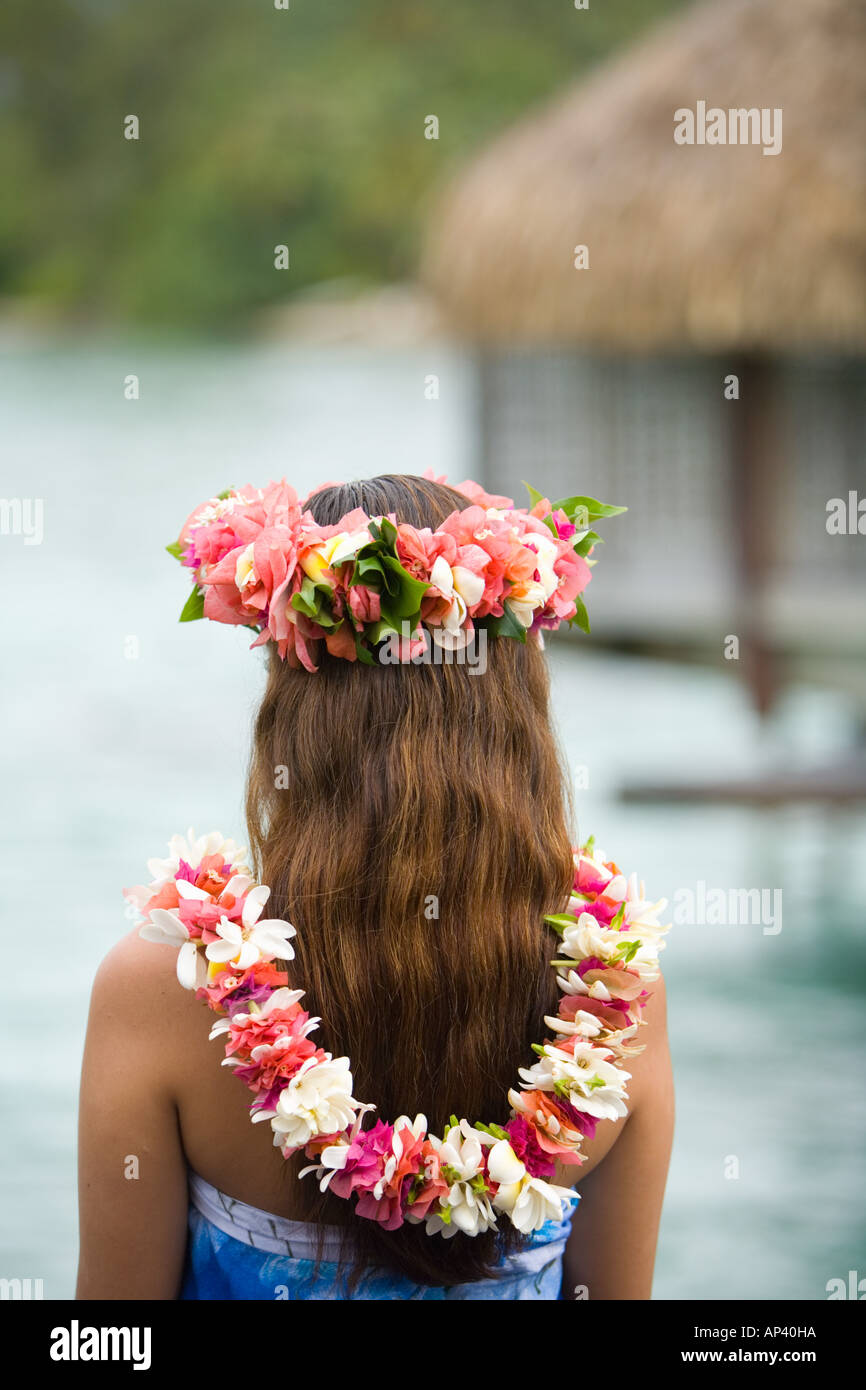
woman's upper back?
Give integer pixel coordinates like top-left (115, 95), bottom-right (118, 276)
top-left (81, 909), bottom-right (668, 1230)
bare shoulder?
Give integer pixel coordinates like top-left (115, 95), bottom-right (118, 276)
top-left (87, 929), bottom-right (206, 1063)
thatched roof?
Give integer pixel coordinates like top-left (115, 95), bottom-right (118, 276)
top-left (422, 0), bottom-right (866, 353)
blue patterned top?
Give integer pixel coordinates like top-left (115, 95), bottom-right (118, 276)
top-left (180, 1172), bottom-right (577, 1301)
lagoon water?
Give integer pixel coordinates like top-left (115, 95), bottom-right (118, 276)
top-left (2, 339), bottom-right (864, 1299)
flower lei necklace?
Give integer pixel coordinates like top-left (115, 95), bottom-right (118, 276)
top-left (168, 473), bottom-right (625, 671)
top-left (126, 829), bottom-right (669, 1238)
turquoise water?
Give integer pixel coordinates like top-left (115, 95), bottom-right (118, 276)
top-left (1, 340), bottom-right (864, 1299)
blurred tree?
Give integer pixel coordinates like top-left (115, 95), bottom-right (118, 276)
top-left (0, 0), bottom-right (687, 329)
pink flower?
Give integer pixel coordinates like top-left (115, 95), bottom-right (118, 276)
top-left (233, 1033), bottom-right (321, 1093)
top-left (395, 523), bottom-right (457, 579)
top-left (224, 1003), bottom-right (307, 1058)
top-left (327, 1121), bottom-right (394, 1201)
top-left (510, 1091), bottom-right (587, 1167)
top-left (354, 1188), bottom-right (404, 1230)
top-left (452, 479), bottom-right (515, 509)
top-left (196, 961), bottom-right (288, 1011)
top-left (504, 1115), bottom-right (556, 1179)
top-left (347, 584), bottom-right (381, 624)
top-left (404, 1141), bottom-right (451, 1221)
top-left (558, 992), bottom-right (632, 1034)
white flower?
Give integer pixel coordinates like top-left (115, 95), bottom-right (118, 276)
top-left (487, 1139), bottom-right (575, 1232)
top-left (558, 905), bottom-right (668, 985)
top-left (504, 584), bottom-right (547, 628)
top-left (544, 1009), bottom-right (603, 1039)
top-left (264, 1055), bottom-right (362, 1150)
top-left (561, 911), bottom-right (621, 964)
top-left (235, 543), bottom-right (256, 590)
top-left (204, 887), bottom-right (296, 970)
top-left (190, 493), bottom-right (247, 528)
top-left (144, 827), bottom-right (250, 887)
top-left (297, 1102), bottom-right (378, 1192)
top-left (524, 533), bottom-right (561, 601)
top-left (300, 528), bottom-right (369, 585)
top-left (428, 556), bottom-right (485, 634)
top-left (519, 1042), bottom-right (630, 1121)
top-left (138, 893), bottom-right (206, 990)
top-left (327, 528), bottom-right (372, 568)
top-left (425, 1120), bottom-right (498, 1238)
top-left (507, 1177), bottom-right (575, 1233)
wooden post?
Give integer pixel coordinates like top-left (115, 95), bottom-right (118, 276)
top-left (729, 354), bottom-right (785, 716)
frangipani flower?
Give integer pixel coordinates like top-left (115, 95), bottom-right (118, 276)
top-left (425, 554), bottom-right (486, 633)
top-left (559, 911), bottom-right (665, 982)
top-left (146, 828), bottom-right (249, 886)
top-left (265, 1054), bottom-right (363, 1151)
top-left (204, 909), bottom-right (296, 971)
top-left (425, 1121), bottom-right (498, 1238)
top-left (519, 1042), bottom-right (630, 1121)
top-left (487, 1139), bottom-right (576, 1232)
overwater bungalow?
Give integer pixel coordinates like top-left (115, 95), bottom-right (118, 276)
top-left (421, 0), bottom-right (866, 734)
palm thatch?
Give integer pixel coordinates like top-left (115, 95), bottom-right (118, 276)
top-left (422, 0), bottom-right (866, 353)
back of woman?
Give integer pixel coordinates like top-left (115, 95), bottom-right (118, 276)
top-left (76, 472), bottom-right (674, 1301)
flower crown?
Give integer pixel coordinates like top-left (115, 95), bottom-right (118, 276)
top-left (168, 473), bottom-right (625, 671)
top-left (127, 830), bottom-right (669, 1239)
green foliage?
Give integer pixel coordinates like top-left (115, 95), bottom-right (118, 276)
top-left (178, 587), bottom-right (204, 622)
top-left (0, 0), bottom-right (687, 327)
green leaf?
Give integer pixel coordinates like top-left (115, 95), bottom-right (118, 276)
top-left (554, 494), bottom-right (627, 522)
top-left (165, 540), bottom-right (184, 561)
top-left (482, 603), bottom-right (527, 642)
top-left (179, 588), bottom-right (205, 623)
top-left (474, 1120), bottom-right (509, 1141)
top-left (363, 617), bottom-right (410, 645)
top-left (290, 576), bottom-right (339, 629)
top-left (573, 529), bottom-right (601, 558)
top-left (544, 912), bottom-right (578, 934)
top-left (350, 531), bottom-right (430, 629)
top-left (377, 516), bottom-right (398, 548)
top-left (353, 630), bottom-right (375, 665)
top-left (353, 553), bottom-right (386, 585)
top-left (612, 937), bottom-right (641, 965)
top-left (521, 480), bottom-right (546, 509)
top-left (572, 595), bottom-right (590, 634)
top-left (379, 556), bottom-right (429, 619)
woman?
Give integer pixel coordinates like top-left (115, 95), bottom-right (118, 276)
top-left (76, 472), bottom-right (674, 1300)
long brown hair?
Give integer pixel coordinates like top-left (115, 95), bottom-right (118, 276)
top-left (246, 473), bottom-right (575, 1287)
